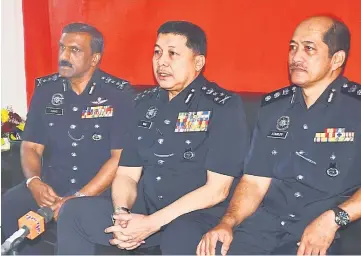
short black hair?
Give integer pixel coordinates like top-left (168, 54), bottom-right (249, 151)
top-left (157, 21), bottom-right (207, 56)
top-left (62, 22), bottom-right (104, 54)
top-left (322, 18), bottom-right (350, 68)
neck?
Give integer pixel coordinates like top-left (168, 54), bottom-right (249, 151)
top-left (302, 71), bottom-right (341, 108)
top-left (69, 68), bottom-right (96, 95)
top-left (168, 72), bottom-right (200, 101)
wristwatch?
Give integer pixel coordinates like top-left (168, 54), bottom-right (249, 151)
top-left (331, 206), bottom-right (350, 227)
top-left (114, 206), bottom-right (131, 214)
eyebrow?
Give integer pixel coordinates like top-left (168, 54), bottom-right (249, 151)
top-left (289, 40), bottom-right (316, 45)
top-left (154, 44), bottom-right (176, 49)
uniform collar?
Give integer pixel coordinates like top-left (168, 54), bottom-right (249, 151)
top-left (158, 74), bottom-right (207, 104)
top-left (62, 68), bottom-right (101, 95)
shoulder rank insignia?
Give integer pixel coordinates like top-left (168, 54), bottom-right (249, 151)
top-left (261, 85), bottom-right (296, 107)
top-left (134, 86), bottom-right (160, 102)
top-left (201, 82), bottom-right (232, 105)
top-left (100, 71), bottom-right (129, 90)
top-left (36, 73), bottom-right (60, 87)
top-left (341, 82), bottom-right (361, 101)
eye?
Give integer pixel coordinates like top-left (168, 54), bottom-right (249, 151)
top-left (154, 49), bottom-right (161, 56)
top-left (305, 46), bottom-right (315, 51)
top-left (289, 44), bottom-right (297, 51)
top-left (169, 50), bottom-right (177, 56)
top-left (59, 44), bottom-right (65, 51)
top-left (71, 47), bottom-right (80, 52)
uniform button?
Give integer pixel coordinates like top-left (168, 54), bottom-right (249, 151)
top-left (48, 123), bottom-right (54, 127)
top-left (294, 192), bottom-right (302, 198)
top-left (185, 140), bottom-right (191, 145)
top-left (137, 136), bottom-right (142, 141)
top-left (158, 138), bottom-right (164, 144)
top-left (281, 221), bottom-right (286, 226)
top-left (72, 107), bottom-right (78, 112)
top-left (289, 214), bottom-right (296, 218)
top-left (71, 152), bottom-right (77, 157)
top-left (72, 142), bottom-right (78, 147)
top-left (94, 124), bottom-right (100, 128)
top-left (271, 149), bottom-right (277, 155)
top-left (303, 124), bottom-right (308, 130)
top-left (156, 176), bottom-right (162, 181)
top-left (158, 160), bottom-right (165, 165)
top-left (70, 124), bottom-right (76, 129)
top-left (70, 178), bottom-right (76, 184)
top-left (72, 166), bottom-right (78, 171)
top-left (158, 195), bottom-right (163, 200)
top-left (296, 175), bottom-right (304, 181)
top-left (164, 120), bottom-right (171, 125)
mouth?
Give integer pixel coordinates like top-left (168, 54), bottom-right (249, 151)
top-left (290, 67), bottom-right (307, 72)
top-left (157, 71), bottom-right (172, 79)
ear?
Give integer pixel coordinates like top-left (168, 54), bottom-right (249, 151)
top-left (195, 55), bottom-right (206, 72)
top-left (91, 53), bottom-right (102, 67)
top-left (331, 50), bottom-right (346, 71)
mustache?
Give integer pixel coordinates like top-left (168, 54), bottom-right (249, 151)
top-left (289, 62), bottom-right (307, 71)
top-left (59, 60), bottom-right (72, 67)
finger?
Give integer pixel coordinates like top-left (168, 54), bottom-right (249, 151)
top-left (196, 240), bottom-right (202, 256)
top-left (42, 192), bottom-right (58, 204)
top-left (204, 235), bottom-right (210, 255)
top-left (200, 239), bottom-right (206, 256)
top-left (297, 242), bottom-right (306, 255)
top-left (41, 197), bottom-right (56, 207)
top-left (113, 232), bottom-right (133, 242)
top-left (221, 234), bottom-right (232, 256)
top-left (109, 238), bottom-right (122, 246)
top-left (105, 225), bottom-right (125, 233)
top-left (112, 213), bottom-right (133, 221)
top-left (125, 242), bottom-right (142, 250)
top-left (304, 244), bottom-right (313, 256)
top-left (320, 247), bottom-right (327, 255)
top-left (117, 240), bottom-right (141, 249)
top-left (47, 187), bottom-right (60, 199)
top-left (208, 233), bottom-right (218, 255)
top-left (311, 247), bottom-right (320, 255)
top-left (120, 220), bottom-right (128, 228)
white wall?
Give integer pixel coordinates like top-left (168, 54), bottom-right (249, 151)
top-left (1, 0), bottom-right (27, 118)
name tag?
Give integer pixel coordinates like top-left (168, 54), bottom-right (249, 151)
top-left (175, 111), bottom-right (211, 133)
top-left (267, 131), bottom-right (288, 139)
top-left (45, 107), bottom-right (63, 115)
top-left (138, 120), bottom-right (152, 129)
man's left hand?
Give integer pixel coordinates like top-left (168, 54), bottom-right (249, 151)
top-left (51, 195), bottom-right (75, 221)
top-left (297, 210), bottom-right (339, 255)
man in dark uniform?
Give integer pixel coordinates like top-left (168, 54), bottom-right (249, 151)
top-left (197, 16), bottom-right (361, 255)
top-left (56, 21), bottom-right (250, 255)
top-left (1, 23), bottom-right (134, 254)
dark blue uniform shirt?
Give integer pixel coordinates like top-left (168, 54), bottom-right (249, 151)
top-left (23, 69), bottom-right (135, 196)
top-left (120, 74), bottom-right (249, 216)
top-left (245, 76), bottom-right (361, 236)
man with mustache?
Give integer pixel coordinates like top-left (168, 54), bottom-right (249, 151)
top-left (56, 21), bottom-right (250, 254)
top-left (1, 22), bottom-right (134, 254)
top-left (197, 16), bottom-right (361, 255)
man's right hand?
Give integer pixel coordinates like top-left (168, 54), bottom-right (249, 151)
top-left (197, 223), bottom-right (234, 256)
top-left (27, 179), bottom-right (61, 207)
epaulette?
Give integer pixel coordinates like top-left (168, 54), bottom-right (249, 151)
top-left (99, 71), bottom-right (129, 90)
top-left (35, 73), bottom-right (60, 87)
top-left (134, 86), bottom-right (160, 102)
top-left (201, 82), bottom-right (232, 105)
top-left (341, 82), bottom-right (361, 101)
top-left (261, 85), bottom-right (297, 107)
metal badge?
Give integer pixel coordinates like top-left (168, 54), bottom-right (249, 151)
top-left (146, 106), bottom-right (158, 119)
top-left (51, 93), bottom-right (64, 106)
top-left (183, 149), bottom-right (195, 160)
top-left (92, 134), bottom-right (102, 141)
top-left (91, 97), bottom-right (108, 105)
top-left (276, 116), bottom-right (290, 131)
top-left (326, 163), bottom-right (339, 177)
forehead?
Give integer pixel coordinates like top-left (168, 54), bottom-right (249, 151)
top-left (291, 20), bottom-right (330, 44)
top-left (60, 32), bottom-right (92, 47)
top-left (155, 33), bottom-right (189, 49)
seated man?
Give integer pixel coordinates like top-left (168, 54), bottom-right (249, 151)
top-left (1, 23), bottom-right (134, 254)
top-left (197, 16), bottom-right (361, 255)
top-left (56, 21), bottom-right (250, 255)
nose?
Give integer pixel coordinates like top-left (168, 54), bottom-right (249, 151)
top-left (59, 47), bottom-right (71, 61)
top-left (157, 52), bottom-right (168, 67)
top-left (291, 47), bottom-right (303, 63)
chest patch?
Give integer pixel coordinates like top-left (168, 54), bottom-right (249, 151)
top-left (175, 111), bottom-right (211, 133)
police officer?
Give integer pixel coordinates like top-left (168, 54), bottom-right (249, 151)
top-left (197, 16), bottom-right (361, 255)
top-left (1, 23), bottom-right (134, 254)
top-left (56, 21), bottom-right (250, 255)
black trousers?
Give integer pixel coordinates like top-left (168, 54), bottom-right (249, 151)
top-left (1, 182), bottom-right (57, 255)
top-left (56, 196), bottom-right (221, 255)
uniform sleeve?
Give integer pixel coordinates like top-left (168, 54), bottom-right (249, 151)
top-left (22, 87), bottom-right (47, 145)
top-left (204, 95), bottom-right (250, 177)
top-left (244, 115), bottom-right (273, 177)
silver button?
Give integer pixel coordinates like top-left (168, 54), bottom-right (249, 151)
top-left (281, 221), bottom-right (286, 226)
top-left (158, 160), bottom-right (165, 165)
top-left (158, 195), bottom-right (163, 200)
top-left (303, 124), bottom-right (308, 130)
top-left (71, 152), bottom-right (77, 157)
top-left (137, 136), bottom-right (142, 140)
top-left (294, 192), bottom-right (302, 198)
top-left (70, 178), bottom-right (76, 184)
top-left (48, 123), bottom-right (54, 127)
top-left (72, 107), bottom-right (78, 112)
top-left (164, 120), bottom-right (171, 125)
top-left (72, 166), bottom-right (78, 171)
top-left (185, 140), bottom-right (191, 145)
top-left (70, 124), bottom-right (76, 129)
top-left (271, 149), bottom-right (277, 155)
top-left (156, 176), bottom-right (162, 181)
top-left (72, 142), bottom-right (78, 147)
top-left (94, 124), bottom-right (100, 128)
top-left (296, 175), bottom-right (304, 181)
top-left (289, 214), bottom-right (296, 218)
top-left (158, 138), bottom-right (164, 144)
